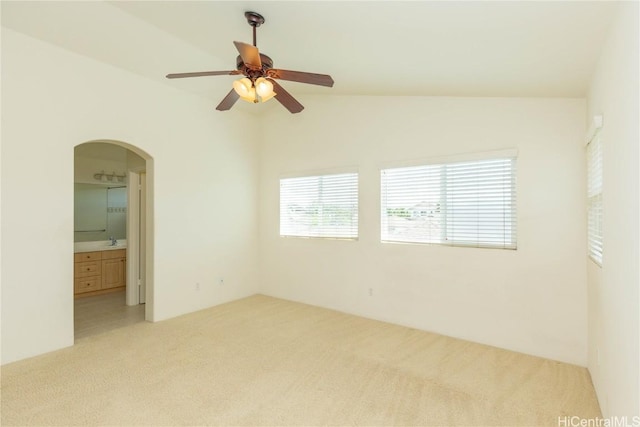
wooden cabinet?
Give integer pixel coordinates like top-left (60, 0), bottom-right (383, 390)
top-left (74, 249), bottom-right (126, 297)
top-left (74, 251), bottom-right (102, 295)
top-left (101, 250), bottom-right (126, 289)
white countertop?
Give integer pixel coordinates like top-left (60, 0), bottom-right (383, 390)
top-left (74, 240), bottom-right (127, 253)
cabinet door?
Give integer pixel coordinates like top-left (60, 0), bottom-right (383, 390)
top-left (101, 258), bottom-right (125, 289)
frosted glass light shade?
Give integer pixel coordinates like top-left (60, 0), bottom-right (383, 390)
top-left (261, 91), bottom-right (276, 102)
top-left (233, 78), bottom-right (253, 98)
top-left (241, 88), bottom-right (257, 103)
top-left (255, 77), bottom-right (274, 98)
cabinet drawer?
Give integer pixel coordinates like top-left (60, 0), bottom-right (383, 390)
top-left (74, 277), bottom-right (102, 294)
top-left (75, 261), bottom-right (101, 278)
top-left (74, 251), bottom-right (102, 263)
top-left (102, 249), bottom-right (126, 260)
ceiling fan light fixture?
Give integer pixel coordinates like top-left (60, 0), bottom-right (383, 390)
top-left (233, 77), bottom-right (275, 104)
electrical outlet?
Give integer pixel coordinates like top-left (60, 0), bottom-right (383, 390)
top-left (196, 282), bottom-right (200, 291)
top-left (368, 288), bottom-right (373, 297)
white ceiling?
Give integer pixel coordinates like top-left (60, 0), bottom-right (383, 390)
top-left (2, 1), bottom-right (618, 105)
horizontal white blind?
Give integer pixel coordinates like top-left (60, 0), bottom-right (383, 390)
top-left (381, 156), bottom-right (517, 249)
top-left (587, 134), bottom-right (603, 264)
top-left (381, 164), bottom-right (444, 244)
top-left (280, 173), bottom-right (358, 239)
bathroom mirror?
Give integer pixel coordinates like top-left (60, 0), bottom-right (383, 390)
top-left (74, 183), bottom-right (127, 242)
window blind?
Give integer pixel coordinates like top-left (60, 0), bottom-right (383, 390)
top-left (587, 134), bottom-right (603, 264)
top-left (280, 172), bottom-right (358, 239)
top-left (381, 156), bottom-right (517, 249)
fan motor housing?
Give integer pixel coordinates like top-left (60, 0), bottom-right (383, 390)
top-left (236, 54), bottom-right (273, 73)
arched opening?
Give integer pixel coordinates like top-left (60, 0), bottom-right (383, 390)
top-left (73, 139), bottom-right (155, 339)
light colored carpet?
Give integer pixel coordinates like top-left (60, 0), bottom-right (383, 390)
top-left (1, 294), bottom-right (601, 426)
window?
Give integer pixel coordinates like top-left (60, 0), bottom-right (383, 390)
top-left (587, 133), bottom-right (603, 265)
top-left (381, 153), bottom-right (517, 249)
top-left (280, 172), bottom-right (358, 239)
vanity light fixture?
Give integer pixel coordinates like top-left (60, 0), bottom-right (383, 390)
top-left (93, 171), bottom-right (126, 183)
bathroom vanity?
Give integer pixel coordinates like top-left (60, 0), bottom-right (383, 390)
top-left (74, 244), bottom-right (126, 298)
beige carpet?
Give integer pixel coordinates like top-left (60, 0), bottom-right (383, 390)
top-left (1, 294), bottom-right (601, 426)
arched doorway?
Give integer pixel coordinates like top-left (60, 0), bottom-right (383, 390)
top-left (73, 140), bottom-right (154, 339)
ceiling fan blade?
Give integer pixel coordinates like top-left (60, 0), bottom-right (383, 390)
top-left (215, 89), bottom-right (240, 111)
top-left (268, 79), bottom-right (304, 114)
top-left (267, 69), bottom-right (334, 87)
top-left (233, 41), bottom-right (262, 69)
top-left (166, 70), bottom-right (239, 79)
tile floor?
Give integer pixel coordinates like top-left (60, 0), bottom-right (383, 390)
top-left (74, 291), bottom-right (145, 340)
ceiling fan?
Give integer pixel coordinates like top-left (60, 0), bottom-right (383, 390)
top-left (166, 11), bottom-right (334, 114)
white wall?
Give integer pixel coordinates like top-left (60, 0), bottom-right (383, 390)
top-left (586, 2), bottom-right (639, 418)
top-left (1, 28), bottom-right (259, 364)
top-left (258, 95), bottom-right (587, 365)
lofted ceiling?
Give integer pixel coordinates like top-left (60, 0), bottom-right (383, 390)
top-left (1, 1), bottom-right (618, 108)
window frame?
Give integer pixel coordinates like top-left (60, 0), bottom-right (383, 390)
top-left (587, 125), bottom-right (603, 266)
top-left (279, 170), bottom-right (359, 240)
top-left (380, 150), bottom-right (518, 250)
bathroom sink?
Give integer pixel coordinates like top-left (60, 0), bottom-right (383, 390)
top-left (74, 240), bottom-right (127, 253)
top-left (103, 244), bottom-right (126, 250)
